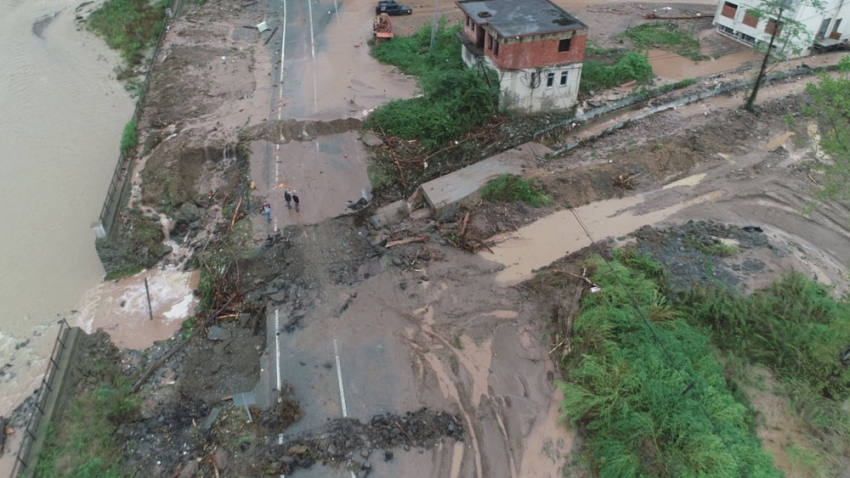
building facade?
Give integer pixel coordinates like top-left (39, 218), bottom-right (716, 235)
top-left (456, 0), bottom-right (588, 114)
top-left (713, 0), bottom-right (850, 58)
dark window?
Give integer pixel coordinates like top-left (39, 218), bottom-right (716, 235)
top-left (546, 72), bottom-right (555, 87)
top-left (721, 2), bottom-right (738, 19)
top-left (560, 71), bottom-right (568, 86)
top-left (558, 38), bottom-right (571, 52)
top-left (494, 40), bottom-right (499, 55)
top-left (488, 34), bottom-right (493, 50)
top-left (833, 18), bottom-right (842, 35)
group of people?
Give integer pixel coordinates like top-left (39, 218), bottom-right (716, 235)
top-left (261, 189), bottom-right (300, 224)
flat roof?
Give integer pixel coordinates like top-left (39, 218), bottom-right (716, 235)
top-left (457, 0), bottom-right (586, 37)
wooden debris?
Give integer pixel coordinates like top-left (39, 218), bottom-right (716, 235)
top-left (458, 211), bottom-right (470, 237)
top-left (229, 197), bottom-right (243, 231)
top-left (613, 172), bottom-right (640, 190)
top-left (386, 235), bottom-right (429, 248)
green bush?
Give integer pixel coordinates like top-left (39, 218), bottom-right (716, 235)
top-left (559, 250), bottom-right (780, 477)
top-left (620, 22), bottom-right (708, 61)
top-left (120, 119), bottom-right (137, 155)
top-left (480, 174), bottom-right (551, 207)
top-left (367, 23), bottom-right (498, 148)
top-left (580, 51), bottom-right (653, 93)
top-left (88, 0), bottom-right (168, 66)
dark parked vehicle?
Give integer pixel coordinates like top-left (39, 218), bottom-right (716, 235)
top-left (376, 1), bottom-right (412, 15)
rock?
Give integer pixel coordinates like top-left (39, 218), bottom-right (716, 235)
top-left (180, 202), bottom-right (201, 222)
top-left (160, 245), bottom-right (173, 256)
top-left (287, 444), bottom-right (308, 455)
top-left (384, 450), bottom-right (393, 461)
top-left (327, 444), bottom-right (337, 455)
top-left (194, 230), bottom-right (209, 244)
top-left (438, 204), bottom-right (459, 222)
top-left (360, 449), bottom-right (370, 458)
top-left (237, 313), bottom-right (252, 327)
top-left (369, 215), bottom-right (382, 230)
top-left (369, 231), bottom-right (386, 246)
top-left (269, 291), bottom-right (287, 302)
top-left (361, 131), bottom-right (384, 147)
top-left (178, 460), bottom-right (198, 478)
top-left (362, 460), bottom-right (372, 470)
top-left (213, 448), bottom-right (229, 471)
top-left (206, 326), bottom-right (231, 341)
top-left (281, 455), bottom-right (294, 464)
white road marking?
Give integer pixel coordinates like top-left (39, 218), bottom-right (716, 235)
top-left (275, 309), bottom-right (282, 399)
top-left (333, 339), bottom-right (348, 418)
top-left (279, 0), bottom-right (287, 84)
top-left (306, 0), bottom-right (319, 113)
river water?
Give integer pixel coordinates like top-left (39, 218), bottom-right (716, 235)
top-left (0, 0), bottom-right (133, 423)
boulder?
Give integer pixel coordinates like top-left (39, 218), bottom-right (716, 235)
top-left (213, 448), bottom-right (229, 471)
top-left (180, 202), bottom-right (201, 222)
top-left (206, 326), bottom-right (231, 341)
top-left (178, 460), bottom-right (198, 478)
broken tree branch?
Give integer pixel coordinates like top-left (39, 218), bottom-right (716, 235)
top-left (229, 197), bottom-right (243, 231)
top-left (386, 235), bottom-right (429, 248)
top-left (458, 211), bottom-right (470, 237)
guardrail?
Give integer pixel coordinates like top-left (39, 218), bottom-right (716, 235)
top-left (9, 320), bottom-right (70, 477)
top-left (94, 0), bottom-right (184, 241)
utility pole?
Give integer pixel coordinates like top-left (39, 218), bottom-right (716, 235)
top-left (429, 0), bottom-right (441, 54)
top-left (745, 6), bottom-right (784, 111)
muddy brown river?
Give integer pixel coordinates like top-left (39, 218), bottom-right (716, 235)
top-left (0, 0), bottom-right (133, 428)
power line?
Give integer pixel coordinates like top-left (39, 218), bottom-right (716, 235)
top-left (567, 207), bottom-right (749, 478)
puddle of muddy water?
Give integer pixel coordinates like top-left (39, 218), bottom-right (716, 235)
top-left (647, 47), bottom-right (761, 81)
top-left (663, 173), bottom-right (706, 189)
top-left (75, 268), bottom-right (199, 350)
top-left (482, 191), bottom-right (723, 285)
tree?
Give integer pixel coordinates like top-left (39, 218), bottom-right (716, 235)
top-left (743, 0), bottom-right (823, 111)
top-left (801, 55), bottom-right (850, 201)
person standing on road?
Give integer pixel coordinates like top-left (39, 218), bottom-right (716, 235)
top-left (292, 191), bottom-right (300, 212)
top-left (284, 190), bottom-right (292, 209)
top-left (262, 202), bottom-right (272, 223)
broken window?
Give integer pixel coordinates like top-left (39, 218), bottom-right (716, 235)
top-left (546, 72), bottom-right (555, 87)
top-left (558, 38), bottom-right (571, 52)
top-left (560, 71), bottom-right (568, 86)
top-left (721, 1), bottom-right (737, 19)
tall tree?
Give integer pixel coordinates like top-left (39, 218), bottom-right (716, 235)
top-left (743, 0), bottom-right (823, 111)
top-left (802, 55), bottom-right (850, 201)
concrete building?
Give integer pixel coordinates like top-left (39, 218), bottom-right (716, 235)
top-left (455, 0), bottom-right (588, 114)
top-left (713, 0), bottom-right (850, 58)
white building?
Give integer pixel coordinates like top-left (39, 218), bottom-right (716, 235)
top-left (713, 0), bottom-right (850, 58)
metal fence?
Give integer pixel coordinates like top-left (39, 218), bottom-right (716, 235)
top-left (95, 0), bottom-right (184, 241)
top-left (9, 320), bottom-right (70, 477)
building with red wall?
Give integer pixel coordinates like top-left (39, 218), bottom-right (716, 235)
top-left (456, 0), bottom-right (588, 113)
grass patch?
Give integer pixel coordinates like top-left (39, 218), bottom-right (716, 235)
top-left (367, 22), bottom-right (498, 149)
top-left (558, 249), bottom-right (780, 477)
top-left (88, 0), bottom-right (168, 66)
top-left (367, 162), bottom-right (393, 190)
top-left (34, 376), bottom-right (138, 477)
top-left (580, 51), bottom-right (653, 93)
top-left (480, 174), bottom-right (551, 207)
top-left (120, 119), bottom-right (137, 156)
top-left (620, 22), bottom-right (708, 61)
top-left (684, 238), bottom-right (739, 257)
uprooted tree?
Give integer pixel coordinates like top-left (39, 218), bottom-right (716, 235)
top-left (744, 0), bottom-right (824, 111)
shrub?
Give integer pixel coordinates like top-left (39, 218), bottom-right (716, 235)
top-left (480, 174), bottom-right (551, 207)
top-left (367, 23), bottom-right (498, 148)
top-left (120, 119), bottom-right (137, 155)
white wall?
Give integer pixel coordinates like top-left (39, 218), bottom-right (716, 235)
top-left (461, 44), bottom-right (582, 114)
top-left (713, 0), bottom-right (850, 58)
top-left (498, 64), bottom-right (583, 114)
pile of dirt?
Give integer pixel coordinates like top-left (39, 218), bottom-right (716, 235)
top-left (243, 118), bottom-right (363, 143)
top-left (259, 408), bottom-right (465, 476)
top-left (629, 220), bottom-right (777, 292)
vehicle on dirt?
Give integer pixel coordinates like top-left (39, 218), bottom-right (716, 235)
top-left (375, 1), bottom-right (412, 15)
